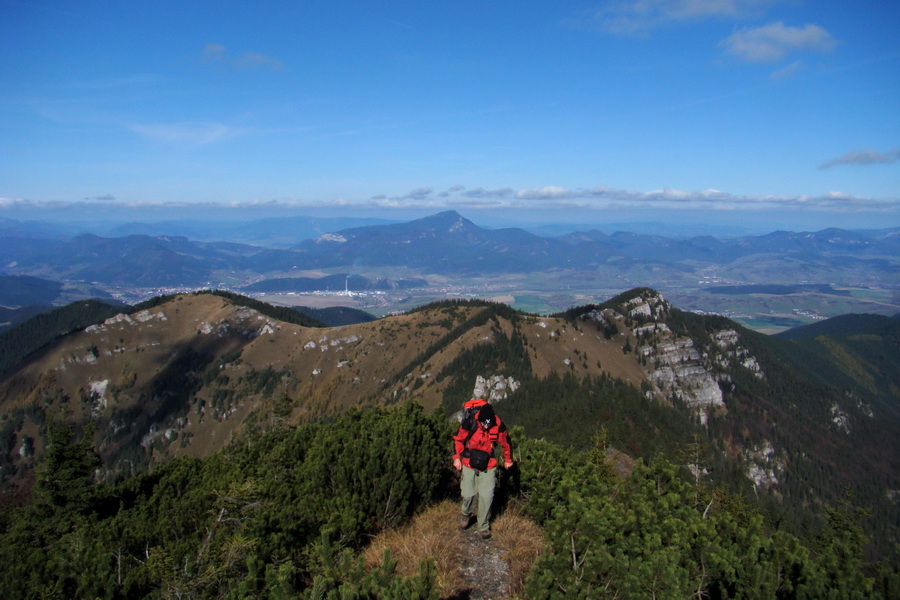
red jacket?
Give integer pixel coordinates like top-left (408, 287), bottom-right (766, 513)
top-left (453, 416), bottom-right (512, 471)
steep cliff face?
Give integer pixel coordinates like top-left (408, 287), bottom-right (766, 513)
top-left (580, 290), bottom-right (764, 414)
top-left (639, 323), bottom-right (727, 412)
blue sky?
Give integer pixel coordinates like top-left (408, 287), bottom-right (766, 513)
top-left (2, 0), bottom-right (899, 232)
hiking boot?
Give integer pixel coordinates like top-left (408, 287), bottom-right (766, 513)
top-left (480, 530), bottom-right (492, 540)
top-left (458, 514), bottom-right (473, 530)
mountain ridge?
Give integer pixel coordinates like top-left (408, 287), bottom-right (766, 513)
top-left (0, 289), bottom-right (896, 558)
top-left (2, 210), bottom-right (896, 286)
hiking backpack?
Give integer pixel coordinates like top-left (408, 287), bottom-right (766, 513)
top-left (461, 398), bottom-right (489, 432)
top-left (460, 398), bottom-right (494, 471)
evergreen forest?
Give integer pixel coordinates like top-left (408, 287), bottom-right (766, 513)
top-left (0, 403), bottom-right (895, 599)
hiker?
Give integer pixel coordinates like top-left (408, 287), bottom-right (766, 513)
top-left (452, 400), bottom-right (513, 539)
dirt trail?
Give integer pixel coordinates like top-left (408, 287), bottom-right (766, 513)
top-left (453, 526), bottom-right (512, 600)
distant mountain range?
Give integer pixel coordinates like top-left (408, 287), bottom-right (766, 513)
top-left (1, 211), bottom-right (897, 334)
top-left (1, 210), bottom-right (897, 288)
top-left (0, 215), bottom-right (394, 247)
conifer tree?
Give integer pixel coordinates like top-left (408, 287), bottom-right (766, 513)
top-left (35, 420), bottom-right (101, 512)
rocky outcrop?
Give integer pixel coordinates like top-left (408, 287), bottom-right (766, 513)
top-left (640, 329), bottom-right (725, 413)
top-left (194, 306), bottom-right (284, 339)
top-left (584, 290), bottom-right (765, 424)
top-left (447, 375), bottom-right (520, 425)
top-left (712, 329), bottom-right (764, 379)
top-left (303, 334), bottom-right (363, 352)
top-left (625, 292), bottom-right (669, 321)
top-left (831, 402), bottom-right (851, 434)
top-left (85, 309), bottom-right (168, 333)
top-left (743, 440), bottom-right (784, 491)
top-left (472, 375), bottom-right (520, 403)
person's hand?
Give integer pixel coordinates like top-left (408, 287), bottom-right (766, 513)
top-left (453, 457), bottom-right (462, 471)
top-left (504, 460), bottom-right (513, 469)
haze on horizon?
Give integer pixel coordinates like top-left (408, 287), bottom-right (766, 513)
top-left (2, 1), bottom-right (899, 233)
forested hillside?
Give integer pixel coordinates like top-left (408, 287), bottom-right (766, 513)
top-left (0, 274), bottom-right (64, 306)
top-left (0, 299), bottom-right (122, 376)
top-left (0, 406), bottom-right (893, 598)
top-left (772, 313), bottom-right (900, 408)
top-left (0, 289), bottom-right (897, 598)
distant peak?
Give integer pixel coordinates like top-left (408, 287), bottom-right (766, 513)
top-left (414, 210), bottom-right (476, 231)
top-left (421, 210), bottom-right (464, 222)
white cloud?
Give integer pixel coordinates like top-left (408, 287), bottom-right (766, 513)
top-left (435, 184), bottom-right (898, 213)
top-left (127, 121), bottom-right (239, 145)
top-left (462, 187), bottom-right (515, 199)
top-left (819, 148), bottom-right (900, 169)
top-left (203, 43), bottom-right (227, 62)
top-left (721, 22), bottom-right (837, 63)
top-left (647, 187), bottom-right (692, 200)
top-left (674, 0), bottom-right (773, 18)
top-left (584, 0), bottom-right (777, 36)
top-left (0, 197), bottom-right (23, 208)
top-left (402, 187), bottom-right (434, 200)
top-left (236, 52), bottom-right (285, 70)
top-left (515, 186), bottom-right (575, 200)
top-left (4, 185), bottom-right (897, 218)
top-left (202, 43), bottom-right (284, 70)
top-left (448, 197), bottom-right (506, 208)
top-left (437, 185), bottom-right (467, 197)
top-left (770, 59), bottom-right (803, 79)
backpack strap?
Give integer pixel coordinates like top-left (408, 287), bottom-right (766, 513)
top-left (462, 423), bottom-right (477, 450)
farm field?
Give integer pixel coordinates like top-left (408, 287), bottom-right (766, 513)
top-left (259, 270), bottom-right (899, 334)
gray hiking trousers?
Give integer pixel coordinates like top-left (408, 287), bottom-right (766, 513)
top-left (460, 465), bottom-right (496, 533)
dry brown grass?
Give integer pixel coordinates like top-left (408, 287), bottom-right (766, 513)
top-left (364, 500), bottom-right (466, 597)
top-left (364, 500), bottom-right (546, 599)
top-left (492, 505), bottom-right (546, 596)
